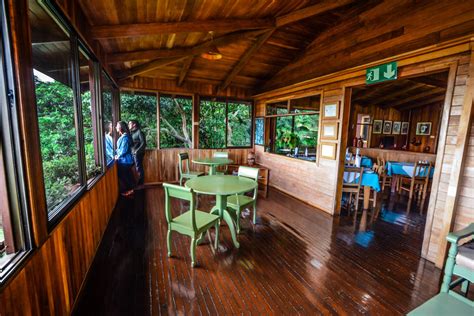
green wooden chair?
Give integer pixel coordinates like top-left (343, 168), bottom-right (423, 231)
top-left (408, 223), bottom-right (474, 315)
top-left (178, 153), bottom-right (204, 186)
top-left (163, 183), bottom-right (220, 267)
top-left (226, 166), bottom-right (259, 233)
top-left (213, 151), bottom-right (229, 175)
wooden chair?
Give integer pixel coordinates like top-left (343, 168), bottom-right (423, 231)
top-left (226, 166), bottom-right (259, 232)
top-left (379, 157), bottom-right (393, 191)
top-left (398, 162), bottom-right (432, 208)
top-left (408, 223), bottom-right (474, 315)
top-left (178, 153), bottom-right (204, 186)
top-left (342, 166), bottom-right (363, 213)
top-left (163, 183), bottom-right (220, 267)
top-left (213, 151), bottom-right (229, 175)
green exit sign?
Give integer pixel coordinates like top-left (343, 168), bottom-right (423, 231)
top-left (366, 62), bottom-right (397, 84)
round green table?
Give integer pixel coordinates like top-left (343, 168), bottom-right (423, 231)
top-left (185, 175), bottom-right (257, 248)
top-left (192, 157), bottom-right (233, 175)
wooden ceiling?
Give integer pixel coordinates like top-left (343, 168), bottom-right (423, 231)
top-left (75, 0), bottom-right (372, 92)
top-left (351, 72), bottom-right (449, 111)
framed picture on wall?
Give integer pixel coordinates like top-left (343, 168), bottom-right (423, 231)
top-left (382, 121), bottom-right (392, 134)
top-left (373, 120), bottom-right (383, 134)
top-left (320, 142), bottom-right (337, 160)
top-left (416, 122), bottom-right (432, 135)
top-left (254, 117), bottom-right (264, 145)
top-left (401, 122), bottom-right (409, 135)
top-left (322, 102), bottom-right (339, 120)
top-left (321, 122), bottom-right (338, 140)
top-left (392, 121), bottom-right (401, 134)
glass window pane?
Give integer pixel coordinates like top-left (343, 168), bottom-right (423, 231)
top-left (30, 1), bottom-right (81, 213)
top-left (227, 101), bottom-right (252, 147)
top-left (266, 101), bottom-right (288, 115)
top-left (199, 98), bottom-right (226, 149)
top-left (120, 91), bottom-right (158, 149)
top-left (79, 50), bottom-right (102, 181)
top-left (102, 72), bottom-right (114, 165)
top-left (159, 94), bottom-right (192, 148)
top-left (274, 116), bottom-right (293, 154)
top-left (294, 114), bottom-right (319, 159)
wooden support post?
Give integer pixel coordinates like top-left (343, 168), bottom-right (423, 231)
top-left (435, 42), bottom-right (474, 268)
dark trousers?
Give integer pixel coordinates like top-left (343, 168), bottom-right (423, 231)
top-left (118, 163), bottom-right (135, 193)
top-left (134, 153), bottom-right (145, 185)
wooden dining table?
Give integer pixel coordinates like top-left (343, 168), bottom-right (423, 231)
top-left (185, 175), bottom-right (257, 248)
top-left (192, 157), bottom-right (233, 175)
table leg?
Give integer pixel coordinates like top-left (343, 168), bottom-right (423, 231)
top-left (360, 186), bottom-right (371, 232)
top-left (363, 186), bottom-right (370, 210)
top-left (209, 165), bottom-right (216, 175)
top-left (215, 195), bottom-right (240, 248)
top-left (391, 175), bottom-right (399, 193)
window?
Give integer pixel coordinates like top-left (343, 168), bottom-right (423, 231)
top-left (227, 101), bottom-right (252, 147)
top-left (199, 98), bottom-right (253, 149)
top-left (30, 0), bottom-right (82, 214)
top-left (101, 71), bottom-right (114, 165)
top-left (268, 95), bottom-right (320, 161)
top-left (79, 48), bottom-right (102, 182)
top-left (1, 1), bottom-right (31, 281)
top-left (159, 94), bottom-right (192, 148)
top-left (120, 91), bottom-right (158, 149)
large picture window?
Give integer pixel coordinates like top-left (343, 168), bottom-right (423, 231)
top-left (101, 71), bottom-right (114, 165)
top-left (79, 49), bottom-right (102, 182)
top-left (120, 91), bottom-right (158, 149)
top-left (30, 0), bottom-right (82, 214)
top-left (199, 98), bottom-right (252, 149)
top-left (159, 94), bottom-right (192, 148)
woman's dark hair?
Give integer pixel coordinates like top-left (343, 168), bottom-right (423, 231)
top-left (129, 119), bottom-right (140, 128)
top-left (117, 121), bottom-right (129, 134)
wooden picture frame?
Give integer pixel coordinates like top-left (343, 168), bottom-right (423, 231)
top-left (322, 102), bottom-right (339, 120)
top-left (401, 122), bottom-right (409, 135)
top-left (372, 120), bottom-right (383, 134)
top-left (321, 122), bottom-right (338, 140)
top-left (320, 142), bottom-right (337, 160)
top-left (382, 120), bottom-right (392, 134)
top-left (392, 121), bottom-right (401, 134)
top-left (416, 122), bottom-right (432, 135)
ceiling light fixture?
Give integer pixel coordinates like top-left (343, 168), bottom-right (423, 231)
top-left (201, 31), bottom-right (222, 60)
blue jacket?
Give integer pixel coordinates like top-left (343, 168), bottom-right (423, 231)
top-left (116, 134), bottom-right (134, 165)
top-left (105, 134), bottom-right (114, 165)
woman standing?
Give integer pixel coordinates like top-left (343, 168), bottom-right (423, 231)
top-left (115, 121), bottom-right (135, 196)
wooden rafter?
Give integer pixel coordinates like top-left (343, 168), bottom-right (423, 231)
top-left (117, 30), bottom-right (267, 80)
top-left (385, 89), bottom-right (445, 108)
top-left (109, 29), bottom-right (267, 64)
top-left (177, 57), bottom-right (193, 86)
top-left (219, 29), bottom-right (275, 91)
top-left (275, 0), bottom-right (354, 27)
top-left (91, 18), bottom-right (274, 39)
top-left (217, 1), bottom-right (354, 90)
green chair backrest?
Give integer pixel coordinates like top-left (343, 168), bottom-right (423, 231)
top-left (238, 166), bottom-right (259, 181)
top-left (178, 152), bottom-right (191, 175)
top-left (163, 182), bottom-right (197, 231)
top-left (213, 151), bottom-right (228, 158)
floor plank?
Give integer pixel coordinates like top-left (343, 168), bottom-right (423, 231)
top-left (73, 187), bottom-right (443, 315)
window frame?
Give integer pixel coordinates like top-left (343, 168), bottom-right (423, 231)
top-left (198, 96), bottom-right (254, 149)
top-left (100, 69), bottom-right (118, 169)
top-left (0, 0), bottom-right (32, 283)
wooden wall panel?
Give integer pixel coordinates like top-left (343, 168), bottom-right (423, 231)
top-left (143, 148), bottom-right (251, 183)
top-left (0, 166), bottom-right (119, 315)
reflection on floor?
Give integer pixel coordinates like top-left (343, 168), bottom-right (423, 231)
top-left (74, 187), bottom-right (441, 315)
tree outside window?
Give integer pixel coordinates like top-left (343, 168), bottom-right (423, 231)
top-left (159, 94), bottom-right (192, 148)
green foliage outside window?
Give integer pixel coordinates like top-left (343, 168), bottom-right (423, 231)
top-left (227, 101), bottom-right (252, 147)
top-left (273, 114), bottom-right (319, 159)
top-left (120, 92), bottom-right (158, 149)
top-left (159, 95), bottom-right (192, 148)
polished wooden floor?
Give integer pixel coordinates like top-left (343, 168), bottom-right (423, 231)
top-left (73, 186), bottom-right (442, 315)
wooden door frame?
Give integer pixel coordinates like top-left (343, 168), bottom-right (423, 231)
top-left (335, 59), bottom-right (459, 261)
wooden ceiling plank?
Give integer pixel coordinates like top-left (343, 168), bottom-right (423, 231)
top-left (118, 56), bottom-right (189, 80)
top-left (91, 18), bottom-right (275, 39)
top-left (219, 29), bottom-right (275, 91)
top-left (177, 56), bottom-right (193, 86)
top-left (385, 88), bottom-right (445, 108)
top-left (275, 0), bottom-right (354, 27)
top-left (397, 94), bottom-right (446, 111)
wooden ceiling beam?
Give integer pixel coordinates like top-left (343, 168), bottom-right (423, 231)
top-left (397, 94), bottom-right (446, 111)
top-left (357, 84), bottom-right (424, 106)
top-left (386, 89), bottom-right (445, 108)
top-left (407, 76), bottom-right (448, 88)
top-left (219, 29), bottom-right (275, 91)
top-left (91, 18), bottom-right (274, 39)
top-left (108, 29), bottom-right (267, 64)
top-left (117, 30), bottom-right (267, 80)
top-left (275, 0), bottom-right (354, 27)
top-left (177, 57), bottom-right (193, 87)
